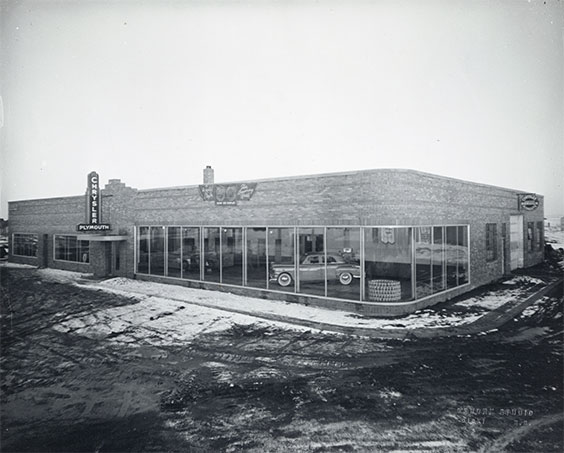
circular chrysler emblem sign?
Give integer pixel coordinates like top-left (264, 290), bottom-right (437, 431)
top-left (520, 194), bottom-right (539, 211)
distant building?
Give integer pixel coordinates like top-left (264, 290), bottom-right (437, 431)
top-left (7, 168), bottom-right (545, 316)
top-left (0, 218), bottom-right (8, 237)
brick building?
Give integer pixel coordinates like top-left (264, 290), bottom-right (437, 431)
top-left (8, 168), bottom-right (544, 316)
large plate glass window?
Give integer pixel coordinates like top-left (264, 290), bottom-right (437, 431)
top-left (150, 227), bottom-right (165, 276)
top-left (12, 233), bottom-right (38, 257)
top-left (326, 227), bottom-right (361, 301)
top-left (268, 227), bottom-right (295, 292)
top-left (203, 227), bottom-right (220, 283)
top-left (445, 226), bottom-right (458, 288)
top-left (246, 228), bottom-right (267, 288)
top-left (167, 227), bottom-right (182, 278)
top-left (137, 227), bottom-right (150, 273)
top-left (415, 227), bottom-right (433, 299)
top-left (457, 226), bottom-right (469, 285)
top-left (364, 227), bottom-right (413, 302)
top-left (54, 235), bottom-right (89, 263)
top-left (432, 226), bottom-right (445, 293)
top-left (182, 227), bottom-right (201, 280)
top-left (298, 227), bottom-right (325, 296)
top-left (221, 227), bottom-right (243, 286)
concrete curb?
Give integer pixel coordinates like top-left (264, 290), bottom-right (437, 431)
top-left (83, 277), bottom-right (563, 340)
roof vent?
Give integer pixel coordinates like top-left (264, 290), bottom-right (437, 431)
top-left (203, 166), bottom-right (214, 185)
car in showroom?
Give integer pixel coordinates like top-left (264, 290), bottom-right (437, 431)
top-left (270, 252), bottom-right (361, 287)
top-left (168, 250), bottom-right (219, 273)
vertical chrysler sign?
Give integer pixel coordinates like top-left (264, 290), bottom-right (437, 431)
top-left (77, 172), bottom-right (111, 231)
top-left (88, 171), bottom-right (100, 224)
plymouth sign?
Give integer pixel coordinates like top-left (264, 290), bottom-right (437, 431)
top-left (77, 224), bottom-right (111, 232)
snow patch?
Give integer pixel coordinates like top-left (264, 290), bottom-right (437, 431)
top-left (545, 229), bottom-right (564, 250)
top-left (0, 262), bottom-right (36, 269)
top-left (89, 277), bottom-right (485, 330)
top-left (37, 268), bottom-right (90, 284)
top-left (502, 276), bottom-right (544, 285)
top-left (53, 295), bottom-right (317, 346)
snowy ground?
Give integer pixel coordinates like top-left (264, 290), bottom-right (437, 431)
top-left (1, 264), bottom-right (551, 340)
top-left (2, 264), bottom-right (562, 453)
top-left (23, 266), bottom-right (548, 341)
top-left (52, 295), bottom-right (319, 347)
top-left (546, 227), bottom-right (564, 250)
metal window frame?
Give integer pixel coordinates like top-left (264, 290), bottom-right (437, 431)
top-left (244, 226), bottom-right (268, 289)
top-left (133, 223), bottom-right (471, 304)
top-left (11, 233), bottom-right (39, 258)
top-left (52, 234), bottom-right (89, 264)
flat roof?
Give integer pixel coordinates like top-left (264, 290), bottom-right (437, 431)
top-left (9, 168), bottom-right (541, 205)
top-left (138, 168), bottom-right (539, 197)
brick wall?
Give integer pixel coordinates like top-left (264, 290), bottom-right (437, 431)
top-left (8, 169), bottom-right (544, 315)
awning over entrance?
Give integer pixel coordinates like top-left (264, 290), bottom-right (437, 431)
top-left (79, 235), bottom-right (128, 242)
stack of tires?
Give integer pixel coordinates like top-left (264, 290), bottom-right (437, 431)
top-left (368, 279), bottom-right (401, 302)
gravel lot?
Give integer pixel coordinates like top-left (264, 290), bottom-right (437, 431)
top-left (1, 265), bottom-right (562, 452)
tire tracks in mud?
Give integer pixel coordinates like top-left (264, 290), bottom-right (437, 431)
top-left (185, 334), bottom-right (412, 374)
top-left (478, 412), bottom-right (564, 453)
top-left (2, 282), bottom-right (139, 348)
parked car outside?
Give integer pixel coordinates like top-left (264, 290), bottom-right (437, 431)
top-left (0, 242), bottom-right (8, 260)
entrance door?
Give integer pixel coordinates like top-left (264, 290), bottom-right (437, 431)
top-left (509, 215), bottom-right (524, 270)
top-left (104, 242), bottom-right (113, 276)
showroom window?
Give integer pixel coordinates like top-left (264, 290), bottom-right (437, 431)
top-left (167, 227), bottom-right (182, 278)
top-left (364, 227), bottom-right (413, 302)
top-left (485, 223), bottom-right (497, 262)
top-left (445, 226), bottom-right (469, 288)
top-left (246, 228), bottom-right (267, 289)
top-left (325, 227), bottom-right (361, 301)
top-left (415, 226), bottom-right (432, 299)
top-left (12, 233), bottom-right (38, 257)
top-left (432, 226), bottom-right (445, 293)
top-left (202, 227), bottom-right (221, 283)
top-left (137, 227), bottom-right (150, 274)
top-left (54, 235), bottom-right (90, 263)
top-left (182, 227), bottom-right (201, 281)
top-left (457, 226), bottom-right (469, 285)
top-left (136, 224), bottom-right (469, 303)
top-left (298, 227), bottom-right (326, 297)
top-left (221, 227), bottom-right (243, 286)
top-left (267, 227), bottom-right (296, 292)
top-left (150, 227), bottom-right (165, 276)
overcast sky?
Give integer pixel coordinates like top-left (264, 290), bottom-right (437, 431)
top-left (1, 0), bottom-right (563, 219)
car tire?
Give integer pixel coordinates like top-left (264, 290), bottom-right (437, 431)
top-left (339, 272), bottom-right (353, 285)
top-left (277, 273), bottom-right (293, 287)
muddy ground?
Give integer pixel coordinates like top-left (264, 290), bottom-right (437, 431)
top-left (1, 267), bottom-right (563, 452)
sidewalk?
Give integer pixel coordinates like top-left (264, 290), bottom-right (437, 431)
top-left (74, 270), bottom-right (562, 339)
top-left (3, 262), bottom-right (561, 339)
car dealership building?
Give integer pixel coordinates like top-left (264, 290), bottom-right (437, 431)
top-left (8, 167), bottom-right (544, 316)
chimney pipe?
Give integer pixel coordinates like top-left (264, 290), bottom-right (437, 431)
top-left (203, 165), bottom-right (214, 185)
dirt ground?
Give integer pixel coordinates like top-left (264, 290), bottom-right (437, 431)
top-left (1, 266), bottom-right (563, 452)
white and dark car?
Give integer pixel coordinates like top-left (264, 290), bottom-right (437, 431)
top-left (269, 252), bottom-right (361, 287)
